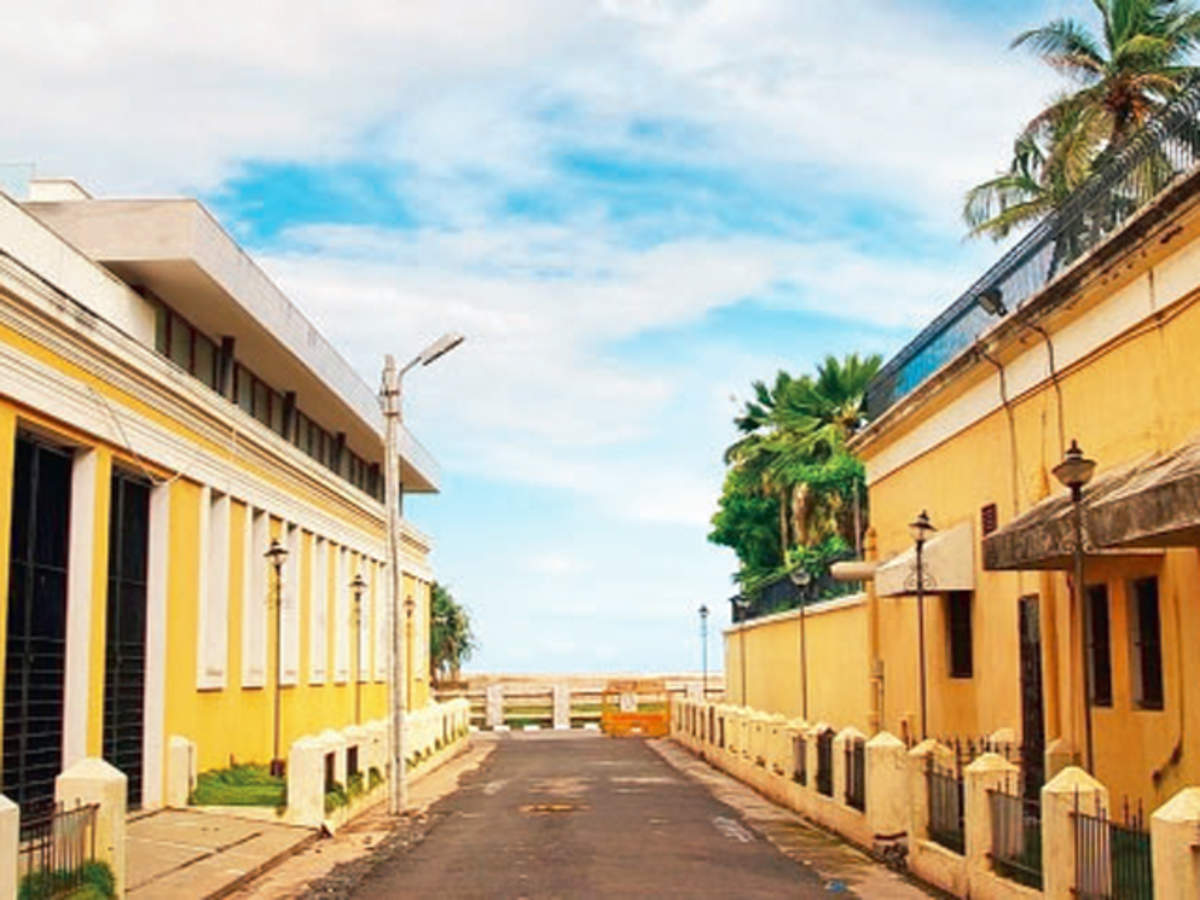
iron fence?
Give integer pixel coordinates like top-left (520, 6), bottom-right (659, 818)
top-left (18, 801), bottom-right (99, 898)
top-left (844, 738), bottom-right (866, 812)
top-left (926, 760), bottom-right (965, 854)
top-left (1074, 794), bottom-right (1153, 900)
top-left (866, 74), bottom-right (1200, 421)
top-left (816, 729), bottom-right (834, 797)
top-left (989, 778), bottom-right (1043, 890)
top-left (731, 553), bottom-right (862, 623)
top-left (792, 734), bottom-right (807, 786)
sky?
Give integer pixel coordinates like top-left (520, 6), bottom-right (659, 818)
top-left (2, 0), bottom-right (1091, 673)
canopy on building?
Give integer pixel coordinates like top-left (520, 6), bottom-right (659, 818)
top-left (875, 520), bottom-right (974, 597)
top-left (983, 438), bottom-right (1200, 570)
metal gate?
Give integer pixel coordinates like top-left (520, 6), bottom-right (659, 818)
top-left (104, 470), bottom-right (150, 808)
top-left (3, 435), bottom-right (73, 819)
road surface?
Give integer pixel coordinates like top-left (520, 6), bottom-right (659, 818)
top-left (351, 731), bottom-right (840, 898)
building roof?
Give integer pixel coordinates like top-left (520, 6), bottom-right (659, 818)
top-left (20, 186), bottom-right (438, 492)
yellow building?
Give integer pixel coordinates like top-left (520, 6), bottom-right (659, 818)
top-left (729, 92), bottom-right (1200, 812)
top-left (0, 178), bottom-right (438, 818)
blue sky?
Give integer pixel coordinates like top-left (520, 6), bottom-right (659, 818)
top-left (3, 0), bottom-right (1092, 673)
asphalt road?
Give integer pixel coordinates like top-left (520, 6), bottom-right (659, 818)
top-left (351, 732), bottom-right (835, 898)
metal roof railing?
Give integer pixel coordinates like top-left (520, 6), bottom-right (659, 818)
top-left (867, 76), bottom-right (1200, 421)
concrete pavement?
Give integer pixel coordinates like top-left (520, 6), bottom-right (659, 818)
top-left (349, 731), bottom-right (896, 898)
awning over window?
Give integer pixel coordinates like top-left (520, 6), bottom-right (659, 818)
top-left (983, 438), bottom-right (1200, 571)
top-left (875, 520), bottom-right (974, 597)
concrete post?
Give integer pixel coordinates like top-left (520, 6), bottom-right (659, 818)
top-left (832, 726), bottom-right (866, 809)
top-left (906, 739), bottom-right (955, 841)
top-left (865, 731), bottom-right (908, 841)
top-left (485, 684), bottom-right (504, 729)
top-left (1151, 787), bottom-right (1200, 899)
top-left (1044, 737), bottom-right (1075, 785)
top-left (1042, 766), bottom-right (1108, 900)
top-left (55, 758), bottom-right (127, 897)
top-left (962, 752), bottom-right (1018, 891)
top-left (287, 737), bottom-right (324, 826)
top-left (0, 793), bottom-right (16, 900)
top-left (553, 683), bottom-right (570, 730)
top-left (166, 735), bottom-right (197, 807)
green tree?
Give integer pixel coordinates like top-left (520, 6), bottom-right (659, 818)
top-left (710, 353), bottom-right (880, 587)
top-left (429, 582), bottom-right (476, 684)
top-left (966, 0), bottom-right (1200, 239)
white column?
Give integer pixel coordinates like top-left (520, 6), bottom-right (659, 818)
top-left (62, 449), bottom-right (98, 768)
top-left (141, 482), bottom-right (170, 808)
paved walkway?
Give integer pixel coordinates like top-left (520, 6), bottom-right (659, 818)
top-left (126, 809), bottom-right (314, 899)
top-left (348, 731), bottom-right (925, 898)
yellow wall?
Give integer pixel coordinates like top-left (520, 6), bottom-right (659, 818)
top-left (724, 599), bottom-right (871, 733)
top-left (856, 212), bottom-right (1200, 809)
top-left (0, 336), bottom-right (433, 794)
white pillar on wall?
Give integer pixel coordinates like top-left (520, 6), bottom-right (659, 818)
top-left (141, 482), bottom-right (170, 808)
top-left (62, 448), bottom-right (98, 768)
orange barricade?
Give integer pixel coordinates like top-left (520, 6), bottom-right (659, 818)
top-left (599, 678), bottom-right (669, 737)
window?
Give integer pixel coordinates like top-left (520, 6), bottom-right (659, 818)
top-left (1086, 584), bottom-right (1113, 707)
top-left (168, 313), bottom-right (191, 370)
top-left (1128, 577), bottom-right (1164, 710)
top-left (236, 365), bottom-right (253, 414)
top-left (946, 591), bottom-right (973, 678)
top-left (193, 333), bottom-right (217, 389)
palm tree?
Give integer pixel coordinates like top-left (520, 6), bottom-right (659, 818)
top-left (966, 0), bottom-right (1200, 239)
top-left (722, 353), bottom-right (881, 561)
top-left (429, 583), bottom-right (476, 684)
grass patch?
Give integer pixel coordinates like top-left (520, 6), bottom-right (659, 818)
top-left (20, 861), bottom-right (115, 900)
top-left (191, 763), bottom-right (285, 807)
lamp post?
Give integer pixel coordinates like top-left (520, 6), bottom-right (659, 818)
top-left (265, 538), bottom-right (289, 777)
top-left (698, 604), bottom-right (709, 701)
top-left (909, 510), bottom-right (936, 741)
top-left (380, 332), bottom-right (464, 816)
top-left (789, 567), bottom-right (812, 721)
top-left (351, 572), bottom-right (367, 725)
top-left (732, 596), bottom-right (750, 707)
top-left (1052, 438), bottom-right (1097, 772)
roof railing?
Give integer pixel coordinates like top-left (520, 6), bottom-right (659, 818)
top-left (866, 75), bottom-right (1200, 420)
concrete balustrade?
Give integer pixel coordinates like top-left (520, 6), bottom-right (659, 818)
top-left (671, 698), bottom-right (1200, 900)
top-left (55, 758), bottom-right (127, 897)
top-left (0, 793), bottom-right (16, 900)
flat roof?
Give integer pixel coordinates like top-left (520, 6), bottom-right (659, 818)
top-left (23, 195), bottom-right (438, 492)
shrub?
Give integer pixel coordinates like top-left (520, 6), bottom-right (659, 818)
top-left (324, 780), bottom-right (348, 815)
top-left (368, 766), bottom-right (384, 790)
top-left (191, 763), bottom-right (285, 807)
top-left (347, 771), bottom-right (364, 799)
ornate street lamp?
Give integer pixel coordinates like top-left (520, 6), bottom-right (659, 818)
top-left (908, 510), bottom-right (936, 741)
top-left (789, 567), bottom-right (812, 721)
top-left (698, 604), bottom-right (709, 701)
top-left (351, 572), bottom-right (367, 725)
top-left (265, 538), bottom-right (289, 777)
top-left (1053, 438), bottom-right (1097, 772)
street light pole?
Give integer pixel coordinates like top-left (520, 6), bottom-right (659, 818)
top-left (909, 511), bottom-right (936, 741)
top-left (351, 572), bottom-right (366, 725)
top-left (1053, 439), bottom-right (1097, 773)
top-left (265, 538), bottom-right (289, 777)
top-left (789, 568), bottom-right (812, 721)
top-left (380, 333), bottom-right (463, 816)
top-left (698, 605), bottom-right (709, 701)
